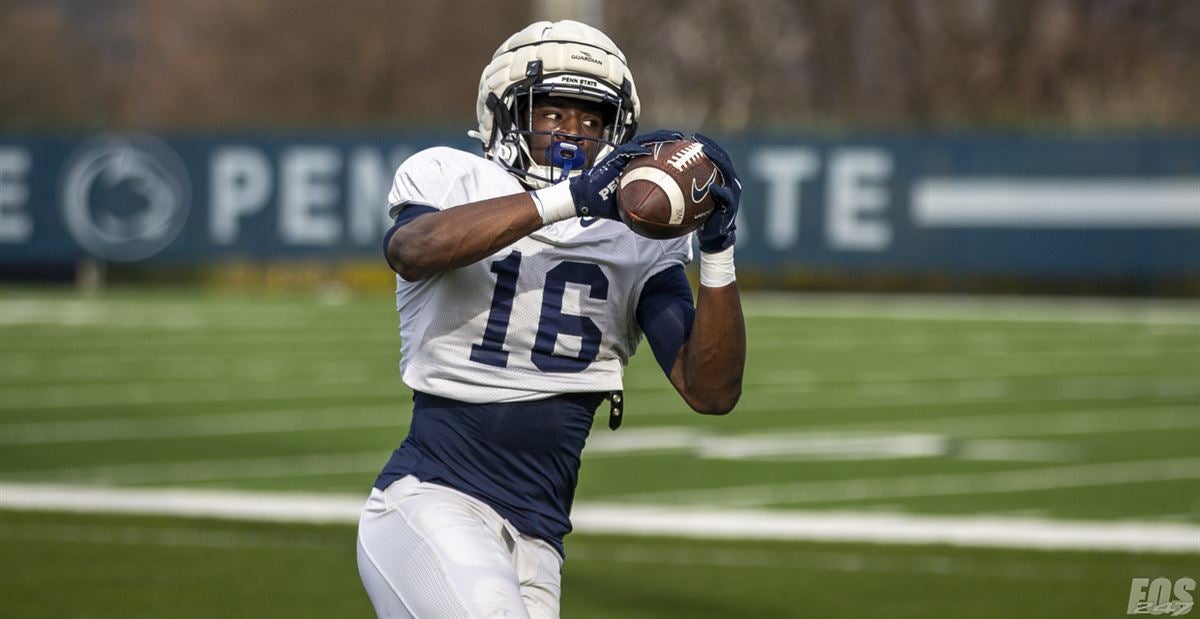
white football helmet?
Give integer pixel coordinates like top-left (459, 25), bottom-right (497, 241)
top-left (471, 20), bottom-right (640, 189)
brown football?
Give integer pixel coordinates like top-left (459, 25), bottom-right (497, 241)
top-left (616, 139), bottom-right (721, 239)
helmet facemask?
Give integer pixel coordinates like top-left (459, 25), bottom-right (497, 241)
top-left (486, 61), bottom-right (638, 188)
top-left (473, 21), bottom-right (641, 190)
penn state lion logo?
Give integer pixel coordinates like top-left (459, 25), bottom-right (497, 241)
top-left (61, 133), bottom-right (191, 262)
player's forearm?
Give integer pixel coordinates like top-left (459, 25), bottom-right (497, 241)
top-left (387, 194), bottom-right (544, 280)
top-left (674, 283), bottom-right (746, 414)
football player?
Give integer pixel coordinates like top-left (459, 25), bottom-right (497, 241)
top-left (357, 20), bottom-right (745, 618)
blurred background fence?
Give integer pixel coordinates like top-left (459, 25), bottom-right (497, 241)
top-left (0, 0), bottom-right (1198, 295)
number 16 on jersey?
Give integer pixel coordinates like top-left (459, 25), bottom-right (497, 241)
top-left (470, 250), bottom-right (611, 373)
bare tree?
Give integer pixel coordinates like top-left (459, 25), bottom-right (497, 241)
top-left (607, 0), bottom-right (1200, 131)
top-left (0, 0), bottom-right (121, 128)
top-left (0, 0), bottom-right (1196, 131)
top-left (117, 0), bottom-right (532, 128)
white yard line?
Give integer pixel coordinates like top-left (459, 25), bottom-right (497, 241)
top-left (738, 384), bottom-right (1200, 415)
top-left (622, 368), bottom-right (1193, 394)
top-left (805, 404), bottom-right (1200, 439)
top-left (2, 369), bottom-right (1191, 416)
top-left (0, 521), bottom-right (1145, 579)
top-left (5, 401), bottom-right (1187, 454)
top-left (6, 452), bottom-right (388, 485)
top-left (571, 505), bottom-right (1200, 555)
top-left (584, 406), bottom-right (1197, 462)
top-left (741, 292), bottom-right (1200, 326)
top-left (566, 542), bottom-right (1098, 580)
top-left (5, 293), bottom-right (1195, 328)
top-left (590, 428), bottom-right (1077, 463)
top-left (584, 427), bottom-right (702, 456)
top-left (0, 357), bottom-right (378, 385)
top-left (0, 484), bottom-right (364, 523)
top-left (0, 299), bottom-right (336, 330)
top-left (11, 371), bottom-right (1184, 414)
top-left (610, 457), bottom-right (1200, 508)
top-left (0, 382), bottom-right (406, 412)
top-left (0, 483), bottom-right (1196, 554)
top-left (11, 364), bottom-right (1163, 395)
top-left (0, 407), bottom-right (407, 445)
top-left (0, 522), bottom-right (346, 552)
top-left (636, 382), bottom-right (1200, 416)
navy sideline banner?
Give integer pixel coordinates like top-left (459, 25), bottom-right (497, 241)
top-left (0, 132), bottom-right (1197, 278)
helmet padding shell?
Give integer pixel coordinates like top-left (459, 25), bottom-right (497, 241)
top-left (472, 20), bottom-right (640, 188)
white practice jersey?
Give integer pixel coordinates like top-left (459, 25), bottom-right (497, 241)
top-left (388, 147), bottom-right (692, 403)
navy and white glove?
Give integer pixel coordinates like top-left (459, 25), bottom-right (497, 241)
top-left (531, 130), bottom-right (684, 224)
top-left (693, 133), bottom-right (741, 254)
top-left (693, 133), bottom-right (740, 288)
top-left (569, 130), bottom-right (685, 219)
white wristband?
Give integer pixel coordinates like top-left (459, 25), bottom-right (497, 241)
top-left (699, 246), bottom-right (736, 288)
top-left (530, 182), bottom-right (576, 225)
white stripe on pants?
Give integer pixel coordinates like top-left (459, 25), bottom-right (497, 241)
top-left (357, 475), bottom-right (563, 618)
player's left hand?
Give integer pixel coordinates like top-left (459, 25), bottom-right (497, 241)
top-left (569, 130), bottom-right (685, 220)
top-left (693, 133), bottom-right (741, 254)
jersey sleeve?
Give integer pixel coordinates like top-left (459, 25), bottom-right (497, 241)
top-left (635, 264), bottom-right (696, 376)
top-left (661, 235), bottom-right (694, 269)
top-left (386, 147), bottom-right (472, 219)
top-left (631, 235), bottom-right (697, 376)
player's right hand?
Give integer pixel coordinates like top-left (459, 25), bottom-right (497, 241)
top-left (568, 130), bottom-right (685, 220)
top-left (693, 133), bottom-right (741, 253)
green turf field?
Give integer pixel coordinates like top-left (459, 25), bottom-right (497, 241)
top-left (1, 287), bottom-right (1197, 618)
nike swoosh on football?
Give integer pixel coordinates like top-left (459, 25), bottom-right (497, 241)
top-left (691, 168), bottom-right (719, 203)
